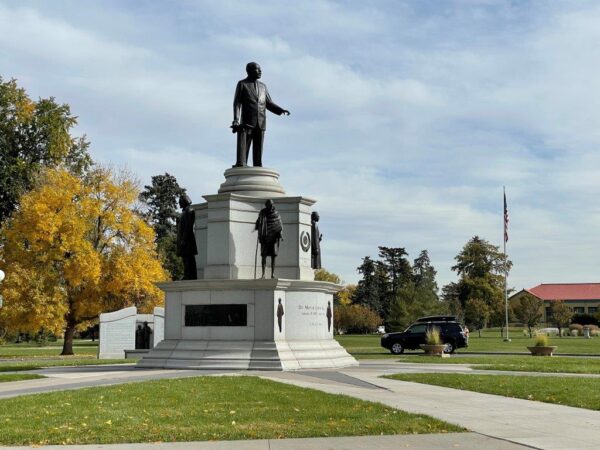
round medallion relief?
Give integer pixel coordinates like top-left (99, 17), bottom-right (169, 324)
top-left (300, 231), bottom-right (311, 252)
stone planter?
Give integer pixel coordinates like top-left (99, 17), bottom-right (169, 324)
top-left (527, 346), bottom-right (557, 356)
top-left (420, 344), bottom-right (449, 357)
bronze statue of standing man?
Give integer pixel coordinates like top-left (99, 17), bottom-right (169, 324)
top-left (231, 62), bottom-right (290, 167)
top-left (176, 194), bottom-right (198, 280)
top-left (255, 199), bottom-right (283, 278)
top-left (311, 211), bottom-right (322, 270)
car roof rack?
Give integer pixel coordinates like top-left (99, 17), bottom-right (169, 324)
top-left (415, 315), bottom-right (457, 323)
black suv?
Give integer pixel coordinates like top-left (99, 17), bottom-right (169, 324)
top-left (380, 316), bottom-right (468, 354)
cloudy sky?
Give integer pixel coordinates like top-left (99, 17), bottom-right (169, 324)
top-left (1, 1), bottom-right (599, 289)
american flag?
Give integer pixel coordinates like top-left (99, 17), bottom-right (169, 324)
top-left (504, 189), bottom-right (509, 243)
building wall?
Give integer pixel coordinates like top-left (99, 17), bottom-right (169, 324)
top-left (543, 300), bottom-right (600, 323)
top-left (509, 291), bottom-right (599, 324)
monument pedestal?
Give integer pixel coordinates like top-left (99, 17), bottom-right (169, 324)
top-left (137, 167), bottom-right (357, 371)
top-left (136, 279), bottom-right (356, 370)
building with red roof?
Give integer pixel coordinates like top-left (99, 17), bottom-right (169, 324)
top-left (510, 283), bottom-right (600, 323)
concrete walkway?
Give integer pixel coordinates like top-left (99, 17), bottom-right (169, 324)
top-left (8, 433), bottom-right (529, 449)
top-left (1, 360), bottom-right (599, 449)
top-left (260, 362), bottom-right (600, 449)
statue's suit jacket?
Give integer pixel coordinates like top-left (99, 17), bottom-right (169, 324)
top-left (233, 78), bottom-right (285, 130)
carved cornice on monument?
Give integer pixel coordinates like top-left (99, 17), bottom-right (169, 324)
top-left (156, 278), bottom-right (341, 294)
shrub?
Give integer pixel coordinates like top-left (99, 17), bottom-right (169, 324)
top-left (569, 323), bottom-right (584, 332)
top-left (425, 326), bottom-right (442, 345)
top-left (534, 333), bottom-right (549, 347)
top-left (333, 304), bottom-right (381, 334)
top-left (522, 329), bottom-right (529, 337)
top-left (592, 329), bottom-right (600, 337)
top-left (571, 329), bottom-right (579, 337)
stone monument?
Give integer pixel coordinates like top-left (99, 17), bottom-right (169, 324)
top-left (99, 306), bottom-right (164, 359)
top-left (137, 63), bottom-right (356, 370)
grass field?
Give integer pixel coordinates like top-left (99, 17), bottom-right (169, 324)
top-left (396, 355), bottom-right (600, 374)
top-left (386, 373), bottom-right (600, 410)
top-left (0, 376), bottom-right (463, 445)
top-left (0, 359), bottom-right (134, 372)
top-left (336, 330), bottom-right (600, 358)
top-left (0, 339), bottom-right (132, 371)
top-left (0, 340), bottom-right (98, 358)
top-left (0, 374), bottom-right (44, 383)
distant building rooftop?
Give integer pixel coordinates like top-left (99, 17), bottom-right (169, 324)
top-left (526, 283), bottom-right (600, 301)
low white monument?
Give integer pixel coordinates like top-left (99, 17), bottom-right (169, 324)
top-left (98, 306), bottom-right (164, 359)
top-left (137, 167), bottom-right (357, 370)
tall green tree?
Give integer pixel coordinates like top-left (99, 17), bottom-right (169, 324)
top-left (0, 77), bottom-right (92, 226)
top-left (551, 301), bottom-right (573, 338)
top-left (512, 293), bottom-right (544, 337)
top-left (354, 248), bottom-right (441, 330)
top-left (445, 236), bottom-right (512, 326)
top-left (353, 256), bottom-right (380, 312)
top-left (377, 246), bottom-right (411, 294)
top-left (411, 250), bottom-right (439, 309)
top-left (464, 298), bottom-right (490, 337)
top-left (387, 250), bottom-right (441, 330)
top-left (441, 282), bottom-right (463, 321)
top-left (139, 173), bottom-right (186, 280)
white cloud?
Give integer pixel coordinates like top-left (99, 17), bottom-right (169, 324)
top-left (2, 1), bottom-right (600, 290)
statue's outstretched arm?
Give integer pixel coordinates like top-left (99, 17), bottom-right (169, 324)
top-left (265, 87), bottom-right (290, 116)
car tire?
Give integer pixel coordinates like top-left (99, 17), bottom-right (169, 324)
top-left (391, 342), bottom-right (404, 355)
top-left (443, 342), bottom-right (455, 354)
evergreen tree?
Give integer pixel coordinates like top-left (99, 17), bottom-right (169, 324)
top-left (354, 248), bottom-right (441, 330)
top-left (387, 250), bottom-right (441, 330)
top-left (441, 282), bottom-right (463, 321)
top-left (353, 256), bottom-right (383, 315)
top-left (446, 236), bottom-right (512, 326)
top-left (409, 250), bottom-right (441, 316)
top-left (377, 246), bottom-right (411, 294)
top-left (139, 173), bottom-right (186, 280)
top-left (375, 247), bottom-right (411, 323)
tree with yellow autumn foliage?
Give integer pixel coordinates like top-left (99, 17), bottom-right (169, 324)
top-left (0, 167), bottom-right (167, 355)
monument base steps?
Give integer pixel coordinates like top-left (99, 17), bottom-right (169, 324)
top-left (136, 339), bottom-right (357, 371)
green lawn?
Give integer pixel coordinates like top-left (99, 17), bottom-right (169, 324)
top-left (0, 376), bottom-right (463, 445)
top-left (396, 355), bottom-right (600, 374)
top-left (0, 374), bottom-right (44, 383)
top-left (386, 373), bottom-right (600, 410)
top-left (0, 340), bottom-right (98, 357)
top-left (466, 334), bottom-right (600, 354)
top-left (336, 331), bottom-right (600, 358)
top-left (0, 340), bottom-right (131, 371)
top-left (0, 359), bottom-right (134, 372)
top-left (335, 335), bottom-right (396, 359)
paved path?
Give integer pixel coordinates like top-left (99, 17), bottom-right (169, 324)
top-left (0, 365), bottom-right (221, 399)
top-left (1, 360), bottom-right (599, 449)
top-left (260, 361), bottom-right (600, 449)
top-left (8, 433), bottom-right (528, 449)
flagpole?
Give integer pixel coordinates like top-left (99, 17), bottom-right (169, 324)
top-left (503, 186), bottom-right (511, 342)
